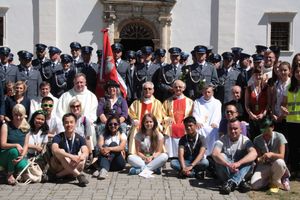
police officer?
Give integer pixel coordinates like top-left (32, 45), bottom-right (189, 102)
top-left (125, 50), bottom-right (137, 105)
top-left (51, 54), bottom-right (76, 98)
top-left (133, 46), bottom-right (160, 99)
top-left (111, 43), bottom-right (130, 83)
top-left (179, 52), bottom-right (189, 67)
top-left (231, 47), bottom-right (243, 68)
top-left (236, 53), bottom-right (253, 90)
top-left (184, 45), bottom-right (219, 100)
top-left (16, 51), bottom-right (42, 99)
top-left (39, 46), bottom-right (62, 82)
top-left (0, 47), bottom-right (18, 85)
top-left (154, 48), bottom-right (167, 67)
top-left (70, 42), bottom-right (83, 65)
top-left (215, 52), bottom-right (240, 104)
top-left (76, 46), bottom-right (98, 93)
top-left (32, 43), bottom-right (50, 70)
top-left (155, 47), bottom-right (182, 102)
top-left (207, 53), bottom-right (222, 69)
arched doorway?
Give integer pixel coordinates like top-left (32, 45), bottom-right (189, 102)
top-left (118, 22), bottom-right (155, 53)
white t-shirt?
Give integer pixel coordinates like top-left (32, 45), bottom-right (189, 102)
top-left (28, 130), bottom-right (48, 155)
top-left (102, 132), bottom-right (127, 146)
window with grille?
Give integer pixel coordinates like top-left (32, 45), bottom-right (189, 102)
top-left (0, 17), bottom-right (3, 46)
top-left (270, 22), bottom-right (290, 51)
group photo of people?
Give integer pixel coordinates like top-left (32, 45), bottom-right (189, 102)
top-left (0, 41), bottom-right (299, 195)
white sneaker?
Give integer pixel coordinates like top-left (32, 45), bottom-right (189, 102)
top-left (98, 168), bottom-right (108, 180)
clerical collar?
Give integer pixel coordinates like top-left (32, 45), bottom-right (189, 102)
top-left (173, 94), bottom-right (184, 99)
top-left (143, 97), bottom-right (152, 104)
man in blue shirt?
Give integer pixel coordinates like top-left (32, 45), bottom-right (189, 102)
top-left (50, 113), bottom-right (89, 186)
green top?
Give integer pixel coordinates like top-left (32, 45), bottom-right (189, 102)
top-left (6, 123), bottom-right (27, 147)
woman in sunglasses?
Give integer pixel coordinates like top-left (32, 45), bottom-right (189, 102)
top-left (127, 113), bottom-right (168, 175)
top-left (69, 98), bottom-right (95, 156)
top-left (93, 115), bottom-right (127, 179)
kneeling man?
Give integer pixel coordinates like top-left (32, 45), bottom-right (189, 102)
top-left (212, 118), bottom-right (257, 194)
top-left (50, 113), bottom-right (89, 186)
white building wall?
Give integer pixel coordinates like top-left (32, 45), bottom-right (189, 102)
top-left (171, 0), bottom-right (212, 54)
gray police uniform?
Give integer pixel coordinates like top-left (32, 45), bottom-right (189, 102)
top-left (116, 58), bottom-right (130, 83)
top-left (39, 60), bottom-right (63, 82)
top-left (155, 64), bottom-right (182, 102)
top-left (51, 67), bottom-right (76, 98)
top-left (133, 62), bottom-right (160, 99)
top-left (32, 57), bottom-right (50, 70)
top-left (0, 63), bottom-right (18, 84)
top-left (184, 62), bottom-right (219, 100)
top-left (215, 67), bottom-right (240, 104)
top-left (16, 66), bottom-right (42, 99)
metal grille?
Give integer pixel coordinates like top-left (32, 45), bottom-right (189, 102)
top-left (0, 17), bottom-right (3, 46)
top-left (120, 23), bottom-right (154, 40)
top-left (271, 22), bottom-right (289, 51)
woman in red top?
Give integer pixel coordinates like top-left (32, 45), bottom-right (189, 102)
top-left (245, 68), bottom-right (269, 140)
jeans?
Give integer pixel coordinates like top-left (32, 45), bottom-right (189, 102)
top-left (215, 153), bottom-right (253, 185)
top-left (127, 153), bottom-right (168, 171)
top-left (98, 142), bottom-right (126, 172)
top-left (170, 157), bottom-right (209, 173)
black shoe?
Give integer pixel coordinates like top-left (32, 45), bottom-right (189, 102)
top-left (220, 181), bottom-right (236, 195)
top-left (77, 174), bottom-right (89, 187)
top-left (195, 171), bottom-right (205, 179)
top-left (239, 180), bottom-right (251, 193)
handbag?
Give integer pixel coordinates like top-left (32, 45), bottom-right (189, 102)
top-left (16, 157), bottom-right (43, 185)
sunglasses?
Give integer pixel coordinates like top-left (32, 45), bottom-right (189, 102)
top-left (226, 110), bottom-right (236, 114)
top-left (70, 105), bottom-right (81, 108)
top-left (42, 103), bottom-right (53, 108)
top-left (108, 123), bottom-right (119, 127)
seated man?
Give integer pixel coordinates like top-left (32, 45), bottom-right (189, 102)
top-left (50, 113), bottom-right (89, 186)
top-left (170, 116), bottom-right (209, 178)
top-left (250, 117), bottom-right (290, 193)
top-left (212, 118), bottom-right (257, 194)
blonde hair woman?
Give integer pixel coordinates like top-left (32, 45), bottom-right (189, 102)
top-left (0, 104), bottom-right (30, 185)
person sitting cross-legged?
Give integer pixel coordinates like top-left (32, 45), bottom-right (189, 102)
top-left (170, 116), bottom-right (209, 178)
top-left (127, 113), bottom-right (168, 175)
top-left (212, 118), bottom-right (257, 194)
top-left (250, 117), bottom-right (290, 193)
top-left (49, 113), bottom-right (89, 186)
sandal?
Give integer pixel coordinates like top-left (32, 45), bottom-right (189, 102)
top-left (7, 174), bottom-right (16, 185)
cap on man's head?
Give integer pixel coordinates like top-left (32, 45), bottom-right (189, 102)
top-left (21, 51), bottom-right (34, 60)
top-left (0, 47), bottom-right (11, 56)
top-left (231, 47), bottom-right (243, 55)
top-left (239, 53), bottom-right (250, 60)
top-left (168, 47), bottom-right (182, 55)
top-left (35, 44), bottom-right (47, 52)
top-left (194, 45), bottom-right (207, 54)
top-left (141, 46), bottom-right (153, 55)
top-left (81, 46), bottom-right (93, 54)
top-left (126, 50), bottom-right (136, 59)
top-left (96, 49), bottom-right (102, 57)
top-left (180, 52), bottom-right (189, 61)
top-left (17, 50), bottom-right (26, 58)
top-left (255, 45), bottom-right (268, 53)
top-left (48, 46), bottom-right (62, 55)
top-left (105, 80), bottom-right (119, 90)
top-left (111, 43), bottom-right (123, 52)
top-left (221, 52), bottom-right (234, 60)
top-left (70, 42), bottom-right (82, 50)
top-left (60, 54), bottom-right (73, 63)
top-left (208, 53), bottom-right (222, 63)
top-left (252, 54), bottom-right (264, 62)
top-left (269, 46), bottom-right (280, 56)
top-left (154, 48), bottom-right (166, 57)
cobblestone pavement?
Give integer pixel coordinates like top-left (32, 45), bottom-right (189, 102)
top-left (0, 163), bottom-right (250, 200)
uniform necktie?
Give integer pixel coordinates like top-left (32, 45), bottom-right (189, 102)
top-left (65, 71), bottom-right (68, 79)
top-left (243, 69), bottom-right (248, 82)
top-left (174, 66), bottom-right (177, 74)
top-left (3, 65), bottom-right (7, 72)
top-left (51, 62), bottom-right (55, 69)
top-left (225, 69), bottom-right (228, 76)
top-left (25, 68), bottom-right (29, 76)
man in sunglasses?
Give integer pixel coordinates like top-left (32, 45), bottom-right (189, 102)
top-left (30, 81), bottom-right (58, 119)
top-left (41, 96), bottom-right (63, 138)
